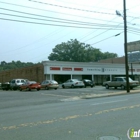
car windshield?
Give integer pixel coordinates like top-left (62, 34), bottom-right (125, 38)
top-left (29, 81), bottom-right (36, 84)
top-left (50, 80), bottom-right (58, 84)
top-left (72, 79), bottom-right (79, 81)
top-left (85, 80), bottom-right (91, 82)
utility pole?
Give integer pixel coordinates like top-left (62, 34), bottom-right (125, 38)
top-left (123, 0), bottom-right (130, 92)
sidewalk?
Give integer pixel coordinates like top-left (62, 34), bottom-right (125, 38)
top-left (62, 87), bottom-right (140, 101)
top-left (80, 87), bottom-right (140, 99)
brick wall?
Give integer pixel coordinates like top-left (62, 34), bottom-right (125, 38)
top-left (0, 64), bottom-right (45, 83)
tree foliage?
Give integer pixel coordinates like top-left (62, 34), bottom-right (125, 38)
top-left (0, 61), bottom-right (34, 72)
top-left (48, 39), bottom-right (118, 62)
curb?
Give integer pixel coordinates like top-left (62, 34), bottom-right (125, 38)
top-left (79, 89), bottom-right (140, 99)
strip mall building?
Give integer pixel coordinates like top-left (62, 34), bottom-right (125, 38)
top-left (0, 57), bottom-right (140, 84)
top-left (43, 60), bottom-right (140, 84)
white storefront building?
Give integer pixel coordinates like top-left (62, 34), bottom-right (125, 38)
top-left (43, 61), bottom-right (140, 84)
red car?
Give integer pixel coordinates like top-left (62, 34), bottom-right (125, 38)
top-left (19, 81), bottom-right (41, 91)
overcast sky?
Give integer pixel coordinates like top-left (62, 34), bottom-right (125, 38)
top-left (0, 0), bottom-right (140, 63)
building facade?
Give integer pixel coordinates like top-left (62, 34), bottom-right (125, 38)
top-left (43, 61), bottom-right (140, 84)
top-left (0, 60), bottom-right (140, 85)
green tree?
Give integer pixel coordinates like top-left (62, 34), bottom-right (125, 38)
top-left (102, 52), bottom-right (118, 60)
top-left (48, 39), bottom-right (118, 62)
top-left (0, 61), bottom-right (34, 72)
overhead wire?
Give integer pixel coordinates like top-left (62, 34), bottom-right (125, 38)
top-left (54, 0), bottom-right (117, 11)
top-left (128, 31), bottom-right (140, 36)
top-left (90, 32), bottom-right (123, 45)
top-left (0, 7), bottom-right (126, 29)
top-left (0, 28), bottom-right (64, 55)
top-left (28, 0), bottom-right (115, 16)
top-left (78, 1), bottom-right (123, 42)
top-left (0, 0), bottom-right (139, 62)
top-left (82, 22), bottom-right (123, 43)
top-left (0, 1), bottom-right (122, 24)
top-left (0, 17), bottom-right (125, 30)
top-left (28, 0), bottom-right (140, 19)
top-left (0, 11), bottom-right (124, 28)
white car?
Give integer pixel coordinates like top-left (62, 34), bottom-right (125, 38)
top-left (62, 79), bottom-right (84, 88)
top-left (10, 79), bottom-right (29, 90)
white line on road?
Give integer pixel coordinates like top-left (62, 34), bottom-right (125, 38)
top-left (41, 93), bottom-right (71, 98)
top-left (91, 99), bottom-right (128, 106)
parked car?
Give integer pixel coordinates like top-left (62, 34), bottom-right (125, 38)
top-left (102, 77), bottom-right (139, 89)
top-left (62, 79), bottom-right (84, 88)
top-left (41, 80), bottom-right (59, 90)
top-left (82, 79), bottom-right (95, 88)
top-left (10, 79), bottom-right (28, 90)
top-left (19, 81), bottom-right (41, 91)
top-left (1, 82), bottom-right (11, 90)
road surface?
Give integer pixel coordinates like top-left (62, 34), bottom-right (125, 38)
top-left (0, 88), bottom-right (140, 140)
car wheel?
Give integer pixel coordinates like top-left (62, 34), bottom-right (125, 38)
top-left (71, 85), bottom-right (74, 88)
top-left (55, 88), bottom-right (57, 90)
top-left (130, 87), bottom-right (133, 90)
top-left (62, 85), bottom-right (65, 89)
top-left (114, 87), bottom-right (117, 89)
top-left (121, 85), bottom-right (125, 90)
top-left (19, 88), bottom-right (22, 91)
top-left (26, 87), bottom-right (31, 91)
top-left (37, 88), bottom-right (40, 91)
top-left (105, 84), bottom-right (109, 89)
top-left (91, 85), bottom-right (93, 88)
top-left (13, 88), bottom-right (17, 91)
top-left (45, 86), bottom-right (49, 90)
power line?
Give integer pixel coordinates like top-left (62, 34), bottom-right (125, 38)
top-left (78, 1), bottom-right (124, 42)
top-left (128, 30), bottom-right (140, 36)
top-left (90, 32), bottom-right (123, 45)
top-left (0, 28), bottom-right (64, 55)
top-left (0, 17), bottom-right (125, 30)
top-left (0, 7), bottom-right (123, 27)
top-left (83, 23), bottom-right (123, 42)
top-left (29, 0), bottom-right (115, 16)
top-left (54, 0), bottom-right (116, 11)
top-left (0, 12), bottom-right (124, 28)
top-left (29, 0), bottom-right (140, 19)
top-left (0, 1), bottom-right (124, 24)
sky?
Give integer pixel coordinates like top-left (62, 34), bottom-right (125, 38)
top-left (0, 0), bottom-right (140, 63)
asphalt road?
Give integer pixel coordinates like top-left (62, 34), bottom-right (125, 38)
top-left (0, 86), bottom-right (123, 108)
top-left (0, 87), bottom-right (140, 140)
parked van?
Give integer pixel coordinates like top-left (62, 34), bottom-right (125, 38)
top-left (10, 79), bottom-right (28, 90)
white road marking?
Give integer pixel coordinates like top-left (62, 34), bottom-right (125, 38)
top-left (41, 93), bottom-right (71, 98)
top-left (91, 99), bottom-right (128, 106)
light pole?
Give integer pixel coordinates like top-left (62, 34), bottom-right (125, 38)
top-left (116, 0), bottom-right (130, 92)
top-left (123, 0), bottom-right (130, 92)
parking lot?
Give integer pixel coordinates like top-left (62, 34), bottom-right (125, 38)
top-left (0, 85), bottom-right (127, 96)
top-left (1, 85), bottom-right (138, 109)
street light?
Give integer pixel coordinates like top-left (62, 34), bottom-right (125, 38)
top-left (116, 0), bottom-right (130, 92)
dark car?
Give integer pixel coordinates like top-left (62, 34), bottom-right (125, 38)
top-left (1, 82), bottom-right (11, 90)
top-left (82, 79), bottom-right (95, 88)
